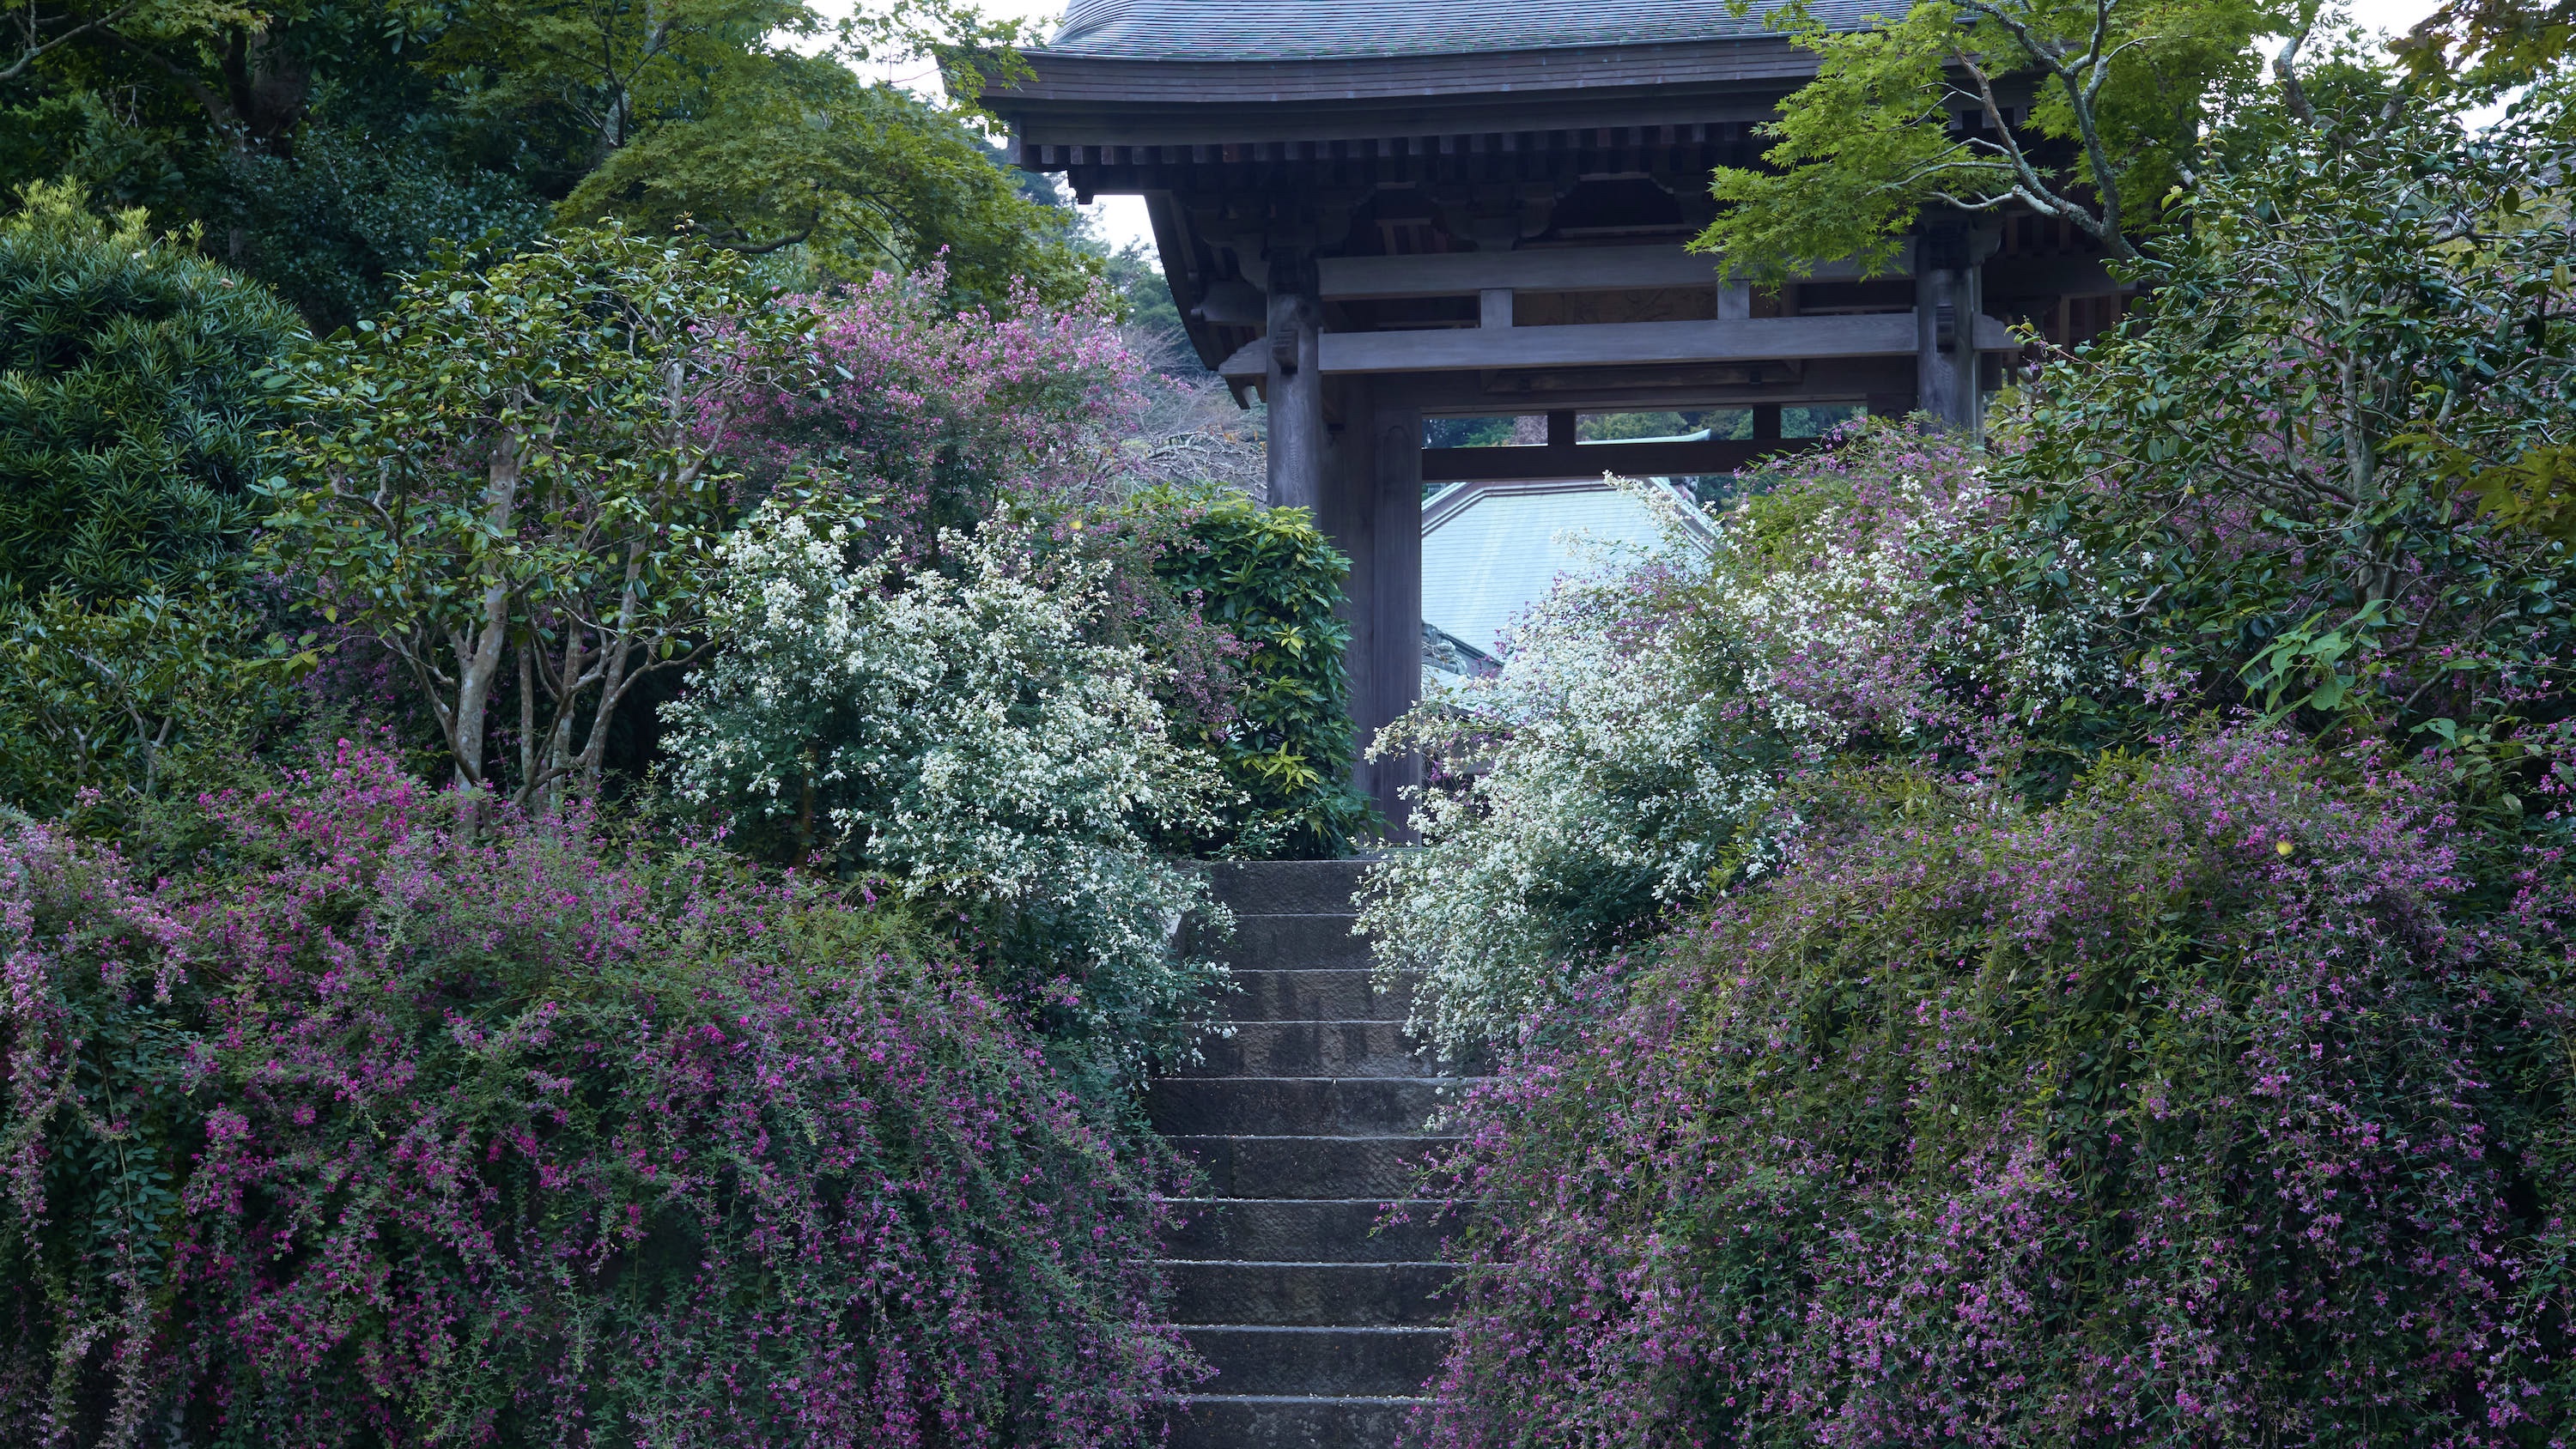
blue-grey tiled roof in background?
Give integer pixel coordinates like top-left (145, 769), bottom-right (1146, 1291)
top-left (1046, 0), bottom-right (1869, 61)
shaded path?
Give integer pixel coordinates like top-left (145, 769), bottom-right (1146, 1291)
top-left (1150, 860), bottom-right (1467, 1447)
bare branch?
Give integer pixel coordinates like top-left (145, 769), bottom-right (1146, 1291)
top-left (1952, 0), bottom-right (2140, 255)
top-left (1952, 41), bottom-right (2069, 221)
top-left (0, 0), bottom-right (141, 82)
top-left (2275, 0), bottom-right (2320, 125)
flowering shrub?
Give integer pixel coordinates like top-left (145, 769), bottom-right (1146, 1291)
top-left (1364, 429), bottom-right (2095, 1048)
top-left (0, 738), bottom-right (1194, 1446)
top-left (699, 273), bottom-right (1371, 870)
top-left (1412, 728), bottom-right (2576, 1447)
top-left (659, 500), bottom-right (1230, 1080)
top-left (732, 267), bottom-right (1146, 561)
top-left (1012, 484), bottom-right (1375, 858)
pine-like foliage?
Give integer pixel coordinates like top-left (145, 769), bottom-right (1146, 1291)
top-left (0, 181), bottom-right (301, 603)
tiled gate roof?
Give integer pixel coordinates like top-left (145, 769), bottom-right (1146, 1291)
top-left (1047, 0), bottom-right (1868, 60)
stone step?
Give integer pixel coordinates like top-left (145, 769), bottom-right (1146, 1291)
top-left (1166, 1261), bottom-right (1454, 1327)
top-left (1162, 1394), bottom-right (1422, 1449)
top-left (1169, 1135), bottom-right (1455, 1199)
top-left (1147, 1076), bottom-right (1470, 1137)
top-left (1182, 1325), bottom-right (1449, 1397)
top-left (1225, 968), bottom-right (1412, 1023)
top-left (1205, 859), bottom-right (1371, 916)
top-left (1162, 1198), bottom-right (1462, 1264)
top-left (1182, 1022), bottom-right (1479, 1078)
top-left (1225, 914), bottom-right (1375, 971)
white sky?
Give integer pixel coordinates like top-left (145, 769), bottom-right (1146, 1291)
top-left (962, 2), bottom-right (1156, 249)
top-left (834, 0), bottom-right (2454, 258)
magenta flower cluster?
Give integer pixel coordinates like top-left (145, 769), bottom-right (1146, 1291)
top-left (1408, 727), bottom-right (2575, 1447)
top-left (721, 264), bottom-right (1147, 561)
top-left (2, 738), bottom-right (1197, 1446)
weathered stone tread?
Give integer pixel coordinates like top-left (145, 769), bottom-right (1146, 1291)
top-left (1147, 1076), bottom-right (1479, 1136)
top-left (1161, 1197), bottom-right (1463, 1263)
top-left (1157, 859), bottom-right (1452, 1447)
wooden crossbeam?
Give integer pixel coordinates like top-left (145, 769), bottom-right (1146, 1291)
top-left (1421, 437), bottom-right (1823, 482)
top-left (1218, 312), bottom-right (2015, 380)
top-left (1317, 246), bottom-right (1905, 300)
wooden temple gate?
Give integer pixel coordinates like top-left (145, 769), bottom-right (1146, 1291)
top-left (987, 0), bottom-right (2129, 834)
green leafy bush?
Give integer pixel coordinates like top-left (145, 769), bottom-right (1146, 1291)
top-left (1142, 486), bottom-right (1374, 858)
top-left (259, 227), bottom-right (781, 805)
top-left (1980, 88), bottom-right (2576, 777)
top-left (0, 180), bottom-right (300, 602)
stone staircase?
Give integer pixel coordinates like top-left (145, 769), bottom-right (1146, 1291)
top-left (1147, 859), bottom-right (1462, 1448)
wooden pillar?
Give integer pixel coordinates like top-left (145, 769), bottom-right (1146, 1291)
top-left (1368, 398), bottom-right (1424, 842)
top-left (1265, 255), bottom-right (1327, 511)
top-left (1309, 379), bottom-right (1425, 844)
top-left (1915, 220), bottom-right (1981, 433)
top-left (1321, 378), bottom-right (1381, 830)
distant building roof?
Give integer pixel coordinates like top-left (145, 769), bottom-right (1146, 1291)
top-left (1423, 620), bottom-right (1499, 685)
top-left (1048, 0), bottom-right (1848, 62)
top-left (1421, 473), bottom-right (1714, 661)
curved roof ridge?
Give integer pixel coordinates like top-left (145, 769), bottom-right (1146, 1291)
top-left (1046, 0), bottom-right (1855, 62)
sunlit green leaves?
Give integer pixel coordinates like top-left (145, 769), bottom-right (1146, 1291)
top-left (1698, 0), bottom-right (2286, 277)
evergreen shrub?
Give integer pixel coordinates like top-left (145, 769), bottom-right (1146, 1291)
top-left (0, 181), bottom-right (300, 601)
top-left (1142, 485), bottom-right (1374, 858)
top-left (0, 183), bottom-right (308, 815)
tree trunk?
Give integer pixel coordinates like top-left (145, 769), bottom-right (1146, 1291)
top-left (518, 638), bottom-right (537, 789)
top-left (451, 433), bottom-right (524, 794)
top-left (544, 625), bottom-right (583, 809)
top-left (578, 539), bottom-right (652, 795)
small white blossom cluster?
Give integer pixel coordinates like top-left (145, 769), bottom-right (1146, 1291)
top-left (1718, 470), bottom-right (2105, 738)
top-left (1363, 485), bottom-right (1775, 1051)
top-left (1364, 464), bottom-right (2111, 1051)
top-left (663, 500), bottom-right (1232, 1061)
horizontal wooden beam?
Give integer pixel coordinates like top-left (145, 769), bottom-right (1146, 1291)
top-left (1378, 355), bottom-right (1918, 414)
top-left (1980, 253), bottom-right (2129, 297)
top-left (1422, 437), bottom-right (1823, 482)
top-left (1318, 246), bottom-right (1904, 300)
top-left (1218, 311), bottom-right (2015, 379)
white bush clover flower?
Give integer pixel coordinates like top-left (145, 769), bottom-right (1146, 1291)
top-left (663, 499), bottom-right (1235, 1076)
top-left (1364, 445), bottom-right (2115, 1052)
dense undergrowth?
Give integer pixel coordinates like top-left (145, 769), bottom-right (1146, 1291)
top-left (1388, 81), bottom-right (2576, 1448)
top-left (1416, 731), bottom-right (2576, 1446)
top-left (0, 185), bottom-right (1345, 1446)
top-left (2, 737), bottom-right (1196, 1446)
